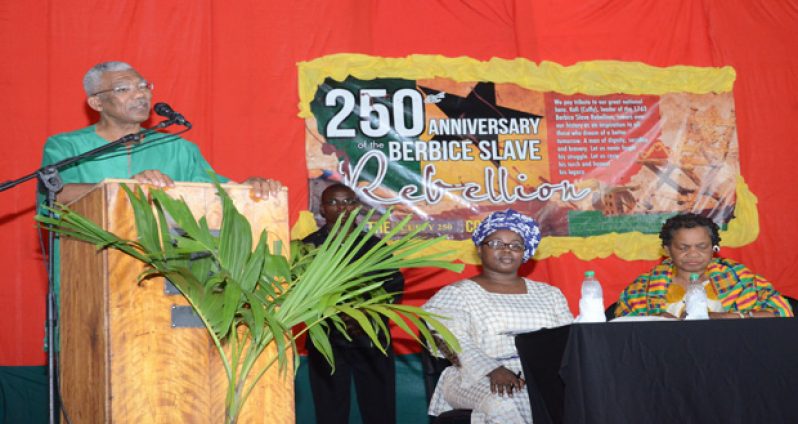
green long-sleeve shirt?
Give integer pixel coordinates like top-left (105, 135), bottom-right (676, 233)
top-left (38, 125), bottom-right (228, 349)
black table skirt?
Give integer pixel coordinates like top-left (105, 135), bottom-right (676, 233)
top-left (516, 319), bottom-right (798, 424)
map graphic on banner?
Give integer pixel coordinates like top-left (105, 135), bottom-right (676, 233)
top-left (298, 55), bottom-right (751, 259)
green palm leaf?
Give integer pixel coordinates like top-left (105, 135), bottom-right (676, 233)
top-left (35, 175), bottom-right (464, 424)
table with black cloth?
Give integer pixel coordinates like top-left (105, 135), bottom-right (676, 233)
top-left (515, 319), bottom-right (798, 424)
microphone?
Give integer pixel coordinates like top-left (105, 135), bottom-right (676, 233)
top-left (154, 102), bottom-right (192, 128)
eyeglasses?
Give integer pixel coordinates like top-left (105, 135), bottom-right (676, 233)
top-left (481, 239), bottom-right (525, 252)
top-left (323, 198), bottom-right (359, 207)
top-left (92, 81), bottom-right (154, 97)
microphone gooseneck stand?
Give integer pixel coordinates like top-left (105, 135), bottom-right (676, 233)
top-left (0, 117), bottom-right (185, 424)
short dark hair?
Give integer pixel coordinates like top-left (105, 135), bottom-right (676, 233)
top-left (659, 213), bottom-right (721, 247)
top-left (321, 183), bottom-right (355, 199)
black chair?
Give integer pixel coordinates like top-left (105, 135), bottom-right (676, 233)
top-left (605, 301), bottom-right (618, 321)
top-left (784, 295), bottom-right (798, 316)
top-left (419, 348), bottom-right (472, 424)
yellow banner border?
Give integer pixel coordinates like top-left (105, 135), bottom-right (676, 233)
top-left (297, 53), bottom-right (736, 118)
top-left (294, 54), bottom-right (754, 263)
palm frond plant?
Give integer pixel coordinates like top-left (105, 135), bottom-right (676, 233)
top-left (36, 179), bottom-right (462, 424)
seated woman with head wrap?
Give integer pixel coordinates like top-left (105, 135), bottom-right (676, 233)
top-left (614, 213), bottom-right (793, 319)
top-left (423, 210), bottom-right (573, 424)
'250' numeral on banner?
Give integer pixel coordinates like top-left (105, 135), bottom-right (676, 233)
top-left (325, 88), bottom-right (424, 139)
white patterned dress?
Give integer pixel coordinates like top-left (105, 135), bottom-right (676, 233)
top-left (423, 278), bottom-right (573, 424)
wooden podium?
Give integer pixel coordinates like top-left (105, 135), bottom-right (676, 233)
top-left (59, 180), bottom-right (294, 423)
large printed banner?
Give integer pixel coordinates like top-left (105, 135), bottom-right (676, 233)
top-left (297, 55), bottom-right (758, 262)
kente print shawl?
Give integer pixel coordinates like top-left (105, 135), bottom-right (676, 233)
top-left (615, 258), bottom-right (793, 317)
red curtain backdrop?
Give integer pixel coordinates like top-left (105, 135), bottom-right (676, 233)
top-left (2, 0), bottom-right (797, 364)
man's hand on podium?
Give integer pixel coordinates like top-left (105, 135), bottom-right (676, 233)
top-left (243, 177), bottom-right (283, 200)
top-left (133, 169), bottom-right (175, 188)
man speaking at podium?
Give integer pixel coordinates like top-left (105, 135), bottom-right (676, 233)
top-left (37, 61), bottom-right (282, 348)
top-left (39, 61), bottom-right (280, 204)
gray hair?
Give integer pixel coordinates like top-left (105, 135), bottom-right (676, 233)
top-left (83, 61), bottom-right (135, 95)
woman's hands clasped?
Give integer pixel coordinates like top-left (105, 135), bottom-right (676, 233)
top-left (487, 366), bottom-right (525, 397)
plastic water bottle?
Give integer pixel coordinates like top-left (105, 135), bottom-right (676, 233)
top-left (684, 273), bottom-right (709, 320)
top-left (577, 270), bottom-right (606, 323)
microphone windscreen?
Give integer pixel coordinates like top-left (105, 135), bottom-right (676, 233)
top-left (154, 102), bottom-right (173, 118)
